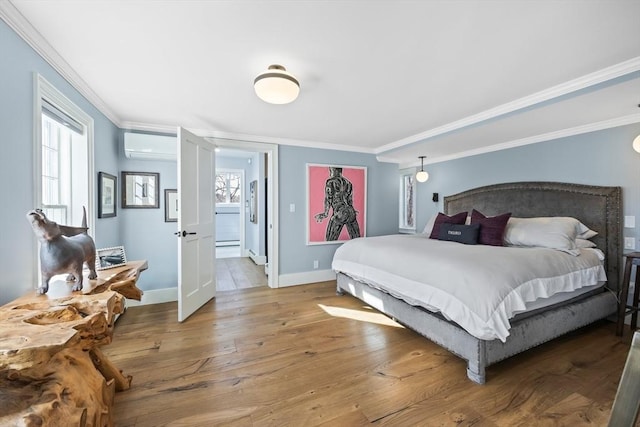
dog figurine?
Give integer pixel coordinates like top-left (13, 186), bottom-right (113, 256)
top-left (26, 208), bottom-right (98, 294)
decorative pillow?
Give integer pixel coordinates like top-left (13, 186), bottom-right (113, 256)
top-left (576, 238), bottom-right (597, 248)
top-left (470, 209), bottom-right (512, 246)
top-left (429, 211), bottom-right (468, 239)
top-left (438, 223), bottom-right (480, 245)
top-left (503, 217), bottom-right (582, 255)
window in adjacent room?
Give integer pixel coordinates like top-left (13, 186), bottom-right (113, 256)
top-left (215, 170), bottom-right (242, 206)
top-left (35, 74), bottom-right (95, 233)
top-left (399, 172), bottom-right (416, 233)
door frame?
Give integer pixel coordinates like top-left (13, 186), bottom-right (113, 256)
top-left (208, 138), bottom-right (279, 288)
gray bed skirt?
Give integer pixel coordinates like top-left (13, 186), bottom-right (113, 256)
top-left (337, 273), bottom-right (617, 384)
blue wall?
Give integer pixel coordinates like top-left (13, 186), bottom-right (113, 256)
top-left (278, 146), bottom-right (399, 273)
top-left (414, 123), bottom-right (640, 250)
top-left (0, 19), bottom-right (120, 304)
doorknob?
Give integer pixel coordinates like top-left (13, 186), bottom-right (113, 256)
top-left (182, 230), bottom-right (197, 237)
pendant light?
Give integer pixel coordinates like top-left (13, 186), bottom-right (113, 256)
top-left (416, 156), bottom-right (429, 182)
top-left (254, 64), bottom-right (300, 104)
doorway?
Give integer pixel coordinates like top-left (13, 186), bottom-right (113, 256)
top-left (209, 138), bottom-right (279, 289)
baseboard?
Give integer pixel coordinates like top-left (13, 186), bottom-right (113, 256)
top-left (278, 269), bottom-right (336, 287)
top-left (126, 287), bottom-right (178, 306)
top-left (247, 249), bottom-right (267, 265)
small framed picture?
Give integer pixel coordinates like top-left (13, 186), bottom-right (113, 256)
top-left (95, 246), bottom-right (127, 270)
top-left (122, 171), bottom-right (160, 208)
top-left (165, 189), bottom-right (178, 222)
top-left (98, 172), bottom-right (116, 218)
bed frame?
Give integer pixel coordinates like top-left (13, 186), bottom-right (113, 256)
top-left (336, 181), bottom-right (622, 384)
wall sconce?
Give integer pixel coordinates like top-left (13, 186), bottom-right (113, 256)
top-left (633, 134), bottom-right (640, 153)
top-left (416, 156), bottom-right (429, 182)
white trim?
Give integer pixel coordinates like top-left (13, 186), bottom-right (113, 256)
top-left (249, 251), bottom-right (267, 265)
top-left (397, 113), bottom-right (640, 168)
top-left (125, 287), bottom-right (178, 306)
top-left (278, 269), bottom-right (337, 287)
top-left (377, 57), bottom-right (640, 155)
top-left (0, 2), bottom-right (120, 127)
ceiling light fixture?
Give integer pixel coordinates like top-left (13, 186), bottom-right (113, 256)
top-left (416, 156), bottom-right (429, 183)
top-left (254, 64), bottom-right (300, 105)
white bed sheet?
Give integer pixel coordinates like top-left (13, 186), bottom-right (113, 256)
top-left (332, 234), bottom-right (606, 342)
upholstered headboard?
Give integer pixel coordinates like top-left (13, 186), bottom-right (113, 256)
top-left (444, 182), bottom-right (622, 293)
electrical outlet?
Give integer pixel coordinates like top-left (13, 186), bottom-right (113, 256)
top-left (313, 260), bottom-right (319, 269)
top-left (625, 237), bottom-right (636, 250)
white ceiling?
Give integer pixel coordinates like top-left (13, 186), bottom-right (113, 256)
top-left (3, 1), bottom-right (640, 167)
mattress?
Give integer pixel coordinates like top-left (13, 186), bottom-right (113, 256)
top-left (332, 234), bottom-right (607, 342)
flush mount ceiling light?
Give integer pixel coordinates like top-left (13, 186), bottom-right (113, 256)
top-left (254, 64), bottom-right (300, 105)
top-left (416, 156), bottom-right (429, 183)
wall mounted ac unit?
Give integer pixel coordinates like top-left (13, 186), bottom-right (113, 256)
top-left (124, 132), bottom-right (176, 161)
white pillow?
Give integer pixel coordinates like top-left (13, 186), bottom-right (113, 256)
top-left (576, 238), bottom-right (597, 248)
top-left (504, 217), bottom-right (584, 255)
top-left (422, 214), bottom-right (437, 234)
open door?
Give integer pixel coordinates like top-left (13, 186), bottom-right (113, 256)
top-left (177, 127), bottom-right (216, 322)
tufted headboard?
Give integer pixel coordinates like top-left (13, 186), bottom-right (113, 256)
top-left (444, 182), bottom-right (622, 293)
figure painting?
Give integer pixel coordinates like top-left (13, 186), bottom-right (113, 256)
top-left (307, 164), bottom-right (366, 245)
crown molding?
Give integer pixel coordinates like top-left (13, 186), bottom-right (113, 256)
top-left (0, 1), bottom-right (122, 127)
top-left (395, 113), bottom-right (640, 169)
top-left (121, 121), bottom-right (376, 154)
top-left (377, 56), bottom-right (640, 156)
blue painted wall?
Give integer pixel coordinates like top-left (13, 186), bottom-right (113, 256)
top-left (413, 123), bottom-right (640, 251)
top-left (0, 19), bottom-right (120, 305)
top-left (278, 146), bottom-right (399, 274)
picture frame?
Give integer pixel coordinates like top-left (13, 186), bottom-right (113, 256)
top-left (307, 164), bottom-right (367, 245)
top-left (165, 189), bottom-right (178, 222)
top-left (95, 246), bottom-right (127, 270)
top-left (122, 171), bottom-right (160, 208)
top-left (399, 172), bottom-right (416, 233)
top-left (249, 180), bottom-right (258, 224)
top-left (98, 172), bottom-right (117, 218)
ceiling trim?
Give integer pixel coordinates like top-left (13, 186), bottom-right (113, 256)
top-left (0, 1), bottom-right (122, 127)
top-left (392, 113), bottom-right (640, 169)
top-left (376, 56), bottom-right (640, 156)
top-left (121, 121), bottom-right (377, 154)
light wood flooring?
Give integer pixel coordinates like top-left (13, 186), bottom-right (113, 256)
top-left (105, 281), bottom-right (632, 426)
top-left (216, 257), bottom-right (267, 291)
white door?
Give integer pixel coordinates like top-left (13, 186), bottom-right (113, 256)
top-left (177, 127), bottom-right (216, 322)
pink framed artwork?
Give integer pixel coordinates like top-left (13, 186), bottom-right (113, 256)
top-left (307, 164), bottom-right (367, 245)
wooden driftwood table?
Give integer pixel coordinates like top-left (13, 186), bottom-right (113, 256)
top-left (0, 260), bottom-right (147, 427)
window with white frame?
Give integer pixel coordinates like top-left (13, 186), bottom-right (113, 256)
top-left (36, 75), bottom-right (94, 232)
top-left (399, 172), bottom-right (416, 231)
top-left (215, 171), bottom-right (241, 205)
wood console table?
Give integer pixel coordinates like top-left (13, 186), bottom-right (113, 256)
top-left (0, 260), bottom-right (147, 426)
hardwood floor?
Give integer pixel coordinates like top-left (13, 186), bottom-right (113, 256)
top-left (216, 257), bottom-right (267, 291)
top-left (105, 281), bottom-right (631, 426)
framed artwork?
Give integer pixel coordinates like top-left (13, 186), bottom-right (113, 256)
top-left (95, 246), bottom-right (127, 270)
top-left (121, 171), bottom-right (160, 208)
top-left (399, 172), bottom-right (416, 232)
top-left (249, 180), bottom-right (258, 224)
top-left (307, 164), bottom-right (367, 245)
top-left (165, 189), bottom-right (178, 222)
top-left (98, 172), bottom-right (116, 218)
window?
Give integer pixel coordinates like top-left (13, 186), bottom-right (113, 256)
top-left (399, 172), bottom-right (416, 232)
top-left (35, 75), bottom-right (94, 233)
top-left (215, 171), bottom-right (241, 205)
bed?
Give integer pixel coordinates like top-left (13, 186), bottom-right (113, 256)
top-left (333, 181), bottom-right (622, 384)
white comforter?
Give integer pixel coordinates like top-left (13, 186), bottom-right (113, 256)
top-left (332, 234), bottom-right (606, 342)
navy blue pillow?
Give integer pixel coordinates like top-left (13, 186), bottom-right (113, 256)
top-left (438, 223), bottom-right (480, 245)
